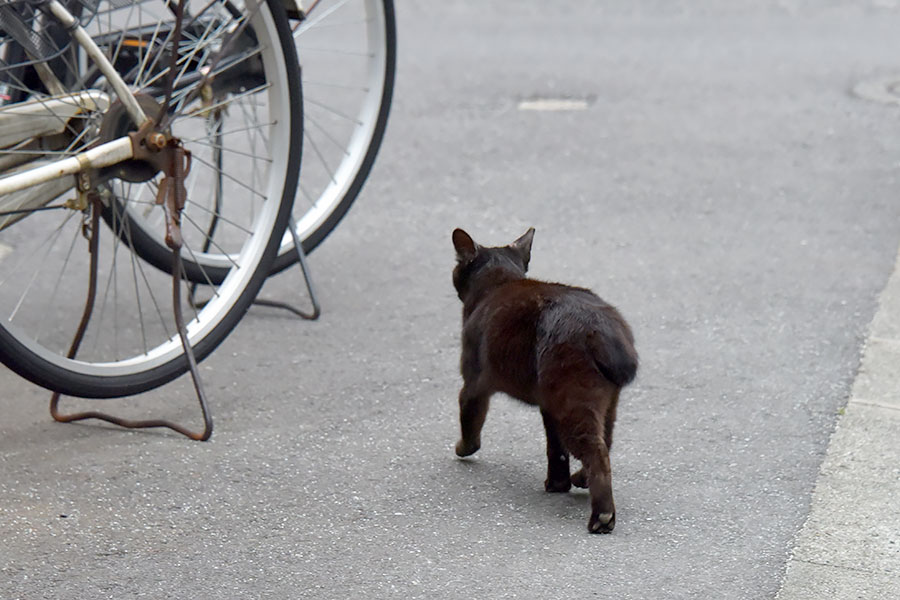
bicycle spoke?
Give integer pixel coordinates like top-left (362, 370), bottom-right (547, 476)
top-left (169, 82), bottom-right (271, 123)
top-left (295, 0), bottom-right (354, 36)
top-left (60, 119), bottom-right (98, 155)
top-left (190, 153), bottom-right (268, 199)
top-left (295, 46), bottom-right (373, 57)
top-left (181, 212), bottom-right (241, 268)
top-left (237, 96), bottom-right (263, 221)
top-left (0, 210), bottom-right (76, 290)
top-left (184, 199), bottom-right (255, 235)
top-left (108, 0), bottom-right (139, 71)
top-left (8, 212), bottom-right (74, 322)
top-left (115, 192), bottom-right (172, 340)
top-left (176, 258), bottom-right (202, 325)
top-left (187, 139), bottom-right (273, 161)
top-left (92, 195), bottom-right (129, 360)
top-left (306, 112), bottom-right (351, 155)
top-left (161, 0), bottom-right (268, 126)
top-left (168, 44), bottom-right (269, 115)
top-left (35, 215), bottom-right (82, 343)
top-left (298, 180), bottom-right (316, 208)
top-left (127, 229), bottom-right (149, 354)
top-left (134, 20), bottom-right (170, 91)
top-left (295, 18), bottom-right (372, 31)
top-left (169, 11), bottom-right (233, 94)
top-left (304, 126), bottom-right (337, 185)
top-left (303, 79), bottom-right (370, 92)
top-left (304, 96), bottom-right (363, 125)
top-left (180, 237), bottom-right (221, 293)
top-left (180, 120), bottom-right (275, 142)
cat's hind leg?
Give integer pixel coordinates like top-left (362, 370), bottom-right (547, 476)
top-left (583, 442), bottom-right (615, 534)
top-left (604, 388), bottom-right (620, 450)
top-left (559, 404), bottom-right (616, 534)
top-left (455, 385), bottom-right (491, 457)
top-left (541, 409), bottom-right (572, 492)
top-left (571, 387), bottom-right (619, 489)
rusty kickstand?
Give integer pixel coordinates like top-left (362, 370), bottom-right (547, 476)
top-left (50, 0), bottom-right (213, 441)
top-left (50, 145), bottom-right (214, 441)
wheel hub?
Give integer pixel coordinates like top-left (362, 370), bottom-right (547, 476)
top-left (98, 94), bottom-right (166, 183)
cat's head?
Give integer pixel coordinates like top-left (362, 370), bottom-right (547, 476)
top-left (451, 228), bottom-right (535, 299)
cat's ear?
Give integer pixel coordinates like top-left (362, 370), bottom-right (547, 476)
top-left (452, 228), bottom-right (478, 262)
top-left (511, 227), bottom-right (535, 268)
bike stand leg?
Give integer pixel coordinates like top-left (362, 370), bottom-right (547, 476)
top-left (50, 17), bottom-right (215, 441)
top-left (50, 196), bottom-right (214, 441)
top-left (252, 216), bottom-right (321, 320)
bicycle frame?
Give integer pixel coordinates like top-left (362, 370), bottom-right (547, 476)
top-left (0, 0), bottom-right (147, 200)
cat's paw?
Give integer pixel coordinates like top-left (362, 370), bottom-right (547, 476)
top-left (455, 439), bottom-right (480, 457)
top-left (570, 468), bottom-right (588, 488)
top-left (544, 477), bottom-right (572, 493)
top-left (588, 511), bottom-right (615, 534)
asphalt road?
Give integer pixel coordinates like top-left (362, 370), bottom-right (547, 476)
top-left (4, 1), bottom-right (900, 598)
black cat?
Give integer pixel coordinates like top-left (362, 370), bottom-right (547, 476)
top-left (452, 228), bottom-right (638, 533)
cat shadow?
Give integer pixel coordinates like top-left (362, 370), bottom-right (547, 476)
top-left (450, 454), bottom-right (590, 524)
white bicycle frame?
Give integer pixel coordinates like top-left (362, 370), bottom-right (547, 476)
top-left (0, 0), bottom-right (148, 198)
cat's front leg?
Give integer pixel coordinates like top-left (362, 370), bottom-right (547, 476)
top-left (455, 385), bottom-right (490, 457)
top-left (541, 410), bottom-right (571, 492)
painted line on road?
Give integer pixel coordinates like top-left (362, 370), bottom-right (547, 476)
top-left (853, 75), bottom-right (900, 106)
top-left (517, 98), bottom-right (590, 111)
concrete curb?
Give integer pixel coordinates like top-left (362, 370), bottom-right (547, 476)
top-left (776, 249), bottom-right (900, 599)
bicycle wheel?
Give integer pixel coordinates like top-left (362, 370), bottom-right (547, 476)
top-left (0, 0), bottom-right (302, 398)
top-left (113, 0), bottom-right (395, 283)
top-left (273, 0), bottom-right (396, 269)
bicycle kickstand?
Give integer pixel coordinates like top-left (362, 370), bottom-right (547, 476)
top-left (50, 148), bottom-right (214, 441)
top-left (252, 215), bottom-right (321, 320)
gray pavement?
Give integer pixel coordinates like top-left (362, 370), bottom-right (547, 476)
top-left (777, 248), bottom-right (900, 600)
top-left (4, 1), bottom-right (900, 598)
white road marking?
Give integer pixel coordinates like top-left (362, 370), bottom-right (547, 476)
top-left (517, 98), bottom-right (589, 112)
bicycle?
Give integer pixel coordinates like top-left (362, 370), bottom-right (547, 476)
top-left (0, 0), bottom-right (303, 404)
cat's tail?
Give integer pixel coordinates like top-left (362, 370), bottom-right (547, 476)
top-left (589, 323), bottom-right (638, 388)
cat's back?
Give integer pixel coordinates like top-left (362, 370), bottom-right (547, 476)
top-left (543, 282), bottom-right (625, 324)
top-left (467, 277), bottom-right (637, 390)
top-left (470, 278), bottom-right (557, 325)
top-left (535, 282), bottom-right (637, 387)
top-left (471, 278), bottom-right (613, 319)
top-left (471, 279), bottom-right (628, 341)
top-left (463, 279), bottom-right (557, 364)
